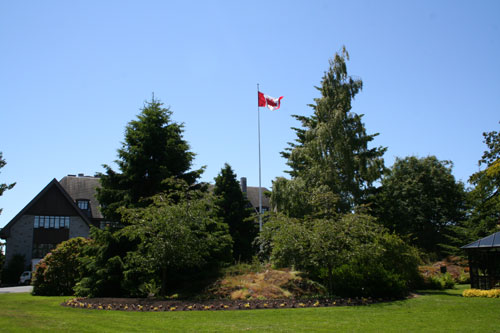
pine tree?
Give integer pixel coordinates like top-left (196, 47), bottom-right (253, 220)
top-left (97, 97), bottom-right (203, 221)
top-left (275, 47), bottom-right (386, 215)
top-left (213, 164), bottom-right (256, 262)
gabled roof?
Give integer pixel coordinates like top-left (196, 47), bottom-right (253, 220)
top-left (59, 175), bottom-right (103, 219)
top-left (0, 178), bottom-right (91, 239)
top-left (461, 231), bottom-right (500, 249)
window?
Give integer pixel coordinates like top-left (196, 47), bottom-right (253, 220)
top-left (33, 216), bottom-right (70, 229)
top-left (77, 200), bottom-right (89, 210)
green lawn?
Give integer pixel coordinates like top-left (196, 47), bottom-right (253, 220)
top-left (1, 285), bottom-right (499, 332)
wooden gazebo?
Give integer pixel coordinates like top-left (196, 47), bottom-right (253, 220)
top-left (462, 231), bottom-right (500, 289)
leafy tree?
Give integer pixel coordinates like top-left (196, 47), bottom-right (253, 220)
top-left (119, 178), bottom-right (232, 296)
top-left (0, 152), bottom-right (16, 216)
top-left (213, 164), bottom-right (257, 262)
top-left (97, 97), bottom-right (204, 221)
top-left (260, 213), bottom-right (420, 296)
top-left (32, 237), bottom-right (90, 296)
top-left (371, 156), bottom-right (466, 256)
top-left (467, 124), bottom-right (500, 238)
top-left (274, 47), bottom-right (386, 215)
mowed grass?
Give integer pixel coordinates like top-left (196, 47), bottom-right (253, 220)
top-left (1, 285), bottom-right (499, 332)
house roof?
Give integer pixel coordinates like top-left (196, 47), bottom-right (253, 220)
top-left (461, 231), bottom-right (500, 249)
top-left (0, 178), bottom-right (92, 239)
top-left (59, 175), bottom-right (103, 219)
top-left (245, 186), bottom-right (271, 211)
top-left (204, 183), bottom-right (270, 212)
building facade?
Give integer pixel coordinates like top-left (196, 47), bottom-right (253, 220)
top-left (0, 175), bottom-right (102, 270)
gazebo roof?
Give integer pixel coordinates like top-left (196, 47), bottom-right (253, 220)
top-left (462, 231), bottom-right (500, 249)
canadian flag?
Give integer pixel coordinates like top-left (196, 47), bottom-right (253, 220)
top-left (258, 91), bottom-right (283, 111)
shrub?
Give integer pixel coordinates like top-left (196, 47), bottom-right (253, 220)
top-left (32, 237), bottom-right (90, 296)
top-left (421, 272), bottom-right (456, 290)
top-left (261, 213), bottom-right (422, 298)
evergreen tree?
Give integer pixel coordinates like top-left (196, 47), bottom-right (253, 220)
top-left (97, 97), bottom-right (203, 221)
top-left (213, 164), bottom-right (256, 262)
top-left (0, 152), bottom-right (16, 216)
top-left (274, 47), bottom-right (386, 215)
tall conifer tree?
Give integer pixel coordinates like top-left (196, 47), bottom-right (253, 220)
top-left (214, 164), bottom-right (256, 262)
top-left (274, 47), bottom-right (386, 215)
top-left (97, 97), bottom-right (203, 221)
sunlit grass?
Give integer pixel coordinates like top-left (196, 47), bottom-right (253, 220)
top-left (1, 285), bottom-right (499, 332)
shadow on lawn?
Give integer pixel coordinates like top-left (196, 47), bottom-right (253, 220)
top-left (417, 289), bottom-right (462, 297)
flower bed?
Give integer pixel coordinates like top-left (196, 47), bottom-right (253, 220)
top-left (62, 296), bottom-right (397, 312)
top-left (462, 289), bottom-right (500, 298)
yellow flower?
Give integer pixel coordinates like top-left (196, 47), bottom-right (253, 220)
top-left (298, 303), bottom-right (305, 307)
top-left (169, 307), bottom-right (176, 311)
top-left (98, 305), bottom-right (103, 310)
top-left (223, 305), bottom-right (229, 309)
top-left (244, 303), bottom-right (250, 308)
top-left (124, 305), bottom-right (128, 310)
top-left (313, 301), bottom-right (320, 307)
top-left (187, 305), bottom-right (193, 310)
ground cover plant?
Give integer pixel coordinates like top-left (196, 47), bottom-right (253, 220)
top-left (1, 286), bottom-right (500, 332)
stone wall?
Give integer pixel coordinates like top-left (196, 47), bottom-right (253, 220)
top-left (4, 215), bottom-right (34, 269)
top-left (69, 216), bottom-right (90, 239)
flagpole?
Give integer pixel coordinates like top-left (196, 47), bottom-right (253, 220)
top-left (257, 84), bottom-right (263, 232)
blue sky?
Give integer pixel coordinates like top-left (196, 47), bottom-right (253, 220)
top-left (1, 0), bottom-right (499, 228)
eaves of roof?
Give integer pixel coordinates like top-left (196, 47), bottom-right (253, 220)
top-left (0, 178), bottom-right (91, 239)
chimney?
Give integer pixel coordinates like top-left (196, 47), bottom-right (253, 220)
top-left (240, 177), bottom-right (247, 193)
top-left (78, 173), bottom-right (84, 177)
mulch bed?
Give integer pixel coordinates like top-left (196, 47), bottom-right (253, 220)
top-left (62, 295), bottom-right (406, 312)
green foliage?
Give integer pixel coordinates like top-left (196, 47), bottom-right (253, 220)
top-left (371, 156), bottom-right (466, 256)
top-left (0, 152), bottom-right (16, 216)
top-left (74, 228), bottom-right (138, 297)
top-left (213, 164), bottom-right (257, 262)
top-left (31, 237), bottom-right (90, 296)
top-left (467, 123), bottom-right (500, 239)
top-left (275, 47), bottom-right (386, 215)
top-left (261, 213), bottom-right (421, 297)
top-left (1, 254), bottom-right (26, 285)
top-left (118, 178), bottom-right (233, 296)
top-left (96, 97), bottom-right (203, 221)
top-left (422, 273), bottom-right (456, 290)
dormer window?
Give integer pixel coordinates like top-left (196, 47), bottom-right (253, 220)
top-left (77, 199), bottom-right (91, 217)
